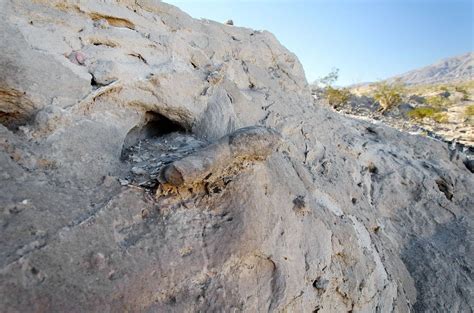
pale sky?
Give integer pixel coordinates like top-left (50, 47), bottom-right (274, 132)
top-left (167, 0), bottom-right (473, 86)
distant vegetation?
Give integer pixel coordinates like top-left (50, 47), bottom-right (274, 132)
top-left (313, 68), bottom-right (353, 108)
top-left (314, 56), bottom-right (474, 147)
top-left (372, 82), bottom-right (404, 113)
top-left (465, 105), bottom-right (474, 118)
top-left (407, 107), bottom-right (449, 123)
top-left (455, 86), bottom-right (470, 101)
top-left (407, 107), bottom-right (440, 120)
top-left (425, 95), bottom-right (450, 107)
top-left (405, 80), bottom-right (473, 102)
top-left (314, 68), bottom-right (339, 88)
top-left (314, 68), bottom-right (473, 132)
top-left (325, 86), bottom-right (351, 108)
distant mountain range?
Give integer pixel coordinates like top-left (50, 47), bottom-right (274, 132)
top-left (345, 52), bottom-right (474, 88)
top-left (387, 52), bottom-right (473, 85)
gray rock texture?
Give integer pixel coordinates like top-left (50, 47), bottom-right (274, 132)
top-left (0, 1), bottom-right (472, 312)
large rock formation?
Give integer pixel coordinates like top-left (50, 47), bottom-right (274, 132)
top-left (0, 1), bottom-right (472, 312)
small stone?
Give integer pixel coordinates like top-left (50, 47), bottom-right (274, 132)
top-left (119, 179), bottom-right (129, 186)
top-left (108, 270), bottom-right (117, 280)
top-left (179, 246), bottom-right (192, 257)
top-left (90, 252), bottom-right (106, 270)
top-left (132, 156), bottom-right (143, 162)
top-left (141, 208), bottom-right (149, 219)
top-left (225, 19), bottom-right (234, 25)
top-left (292, 196), bottom-right (305, 209)
top-left (207, 71), bottom-right (223, 85)
top-left (312, 277), bottom-right (329, 290)
top-left (102, 175), bottom-right (116, 187)
top-left (75, 51), bottom-right (86, 65)
top-left (367, 162), bottom-right (378, 174)
top-left (131, 166), bottom-right (146, 175)
top-left (93, 18), bottom-right (109, 29)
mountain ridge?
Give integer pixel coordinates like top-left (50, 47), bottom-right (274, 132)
top-left (388, 51), bottom-right (473, 85)
top-left (345, 52), bottom-right (473, 88)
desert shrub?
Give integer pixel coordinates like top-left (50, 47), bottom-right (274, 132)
top-left (432, 112), bottom-right (449, 123)
top-left (425, 95), bottom-right (450, 107)
top-left (408, 108), bottom-right (448, 123)
top-left (455, 86), bottom-right (470, 101)
top-left (325, 86), bottom-right (351, 107)
top-left (373, 82), bottom-right (404, 113)
top-left (407, 107), bottom-right (441, 120)
top-left (408, 94), bottom-right (426, 104)
top-left (465, 105), bottom-right (474, 117)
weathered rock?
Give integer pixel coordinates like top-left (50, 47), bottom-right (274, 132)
top-left (0, 1), bottom-right (472, 313)
top-left (160, 126), bottom-right (281, 186)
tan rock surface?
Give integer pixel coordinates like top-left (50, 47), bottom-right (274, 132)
top-left (0, 1), bottom-right (472, 312)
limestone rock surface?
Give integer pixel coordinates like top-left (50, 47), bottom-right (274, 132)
top-left (0, 1), bottom-right (472, 312)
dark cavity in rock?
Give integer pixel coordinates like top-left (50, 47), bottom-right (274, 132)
top-left (122, 112), bottom-right (187, 152)
top-left (120, 112), bottom-right (206, 189)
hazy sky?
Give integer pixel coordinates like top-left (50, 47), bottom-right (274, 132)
top-left (167, 0), bottom-right (473, 86)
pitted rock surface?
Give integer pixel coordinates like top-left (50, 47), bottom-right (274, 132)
top-left (0, 1), bottom-right (473, 312)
